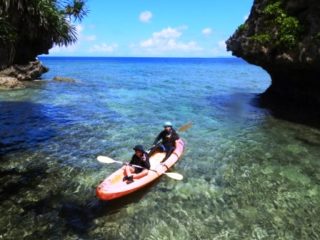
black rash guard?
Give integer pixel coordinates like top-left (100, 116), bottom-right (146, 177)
top-left (129, 152), bottom-right (150, 173)
top-left (153, 129), bottom-right (180, 148)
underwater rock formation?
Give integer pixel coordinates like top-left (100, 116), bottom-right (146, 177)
top-left (53, 76), bottom-right (76, 83)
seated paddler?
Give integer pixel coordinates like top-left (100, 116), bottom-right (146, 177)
top-left (123, 145), bottom-right (150, 183)
top-left (149, 121), bottom-right (180, 161)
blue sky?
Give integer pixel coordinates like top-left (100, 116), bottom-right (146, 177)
top-left (49, 0), bottom-right (254, 57)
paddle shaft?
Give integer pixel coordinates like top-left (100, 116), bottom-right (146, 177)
top-left (98, 155), bottom-right (182, 179)
top-left (104, 159), bottom-right (150, 171)
top-left (125, 162), bottom-right (165, 175)
top-left (99, 156), bottom-right (160, 171)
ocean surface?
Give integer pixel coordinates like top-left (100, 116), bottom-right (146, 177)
top-left (1, 57), bottom-right (320, 239)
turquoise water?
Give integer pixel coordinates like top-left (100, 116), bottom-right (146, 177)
top-left (1, 57), bottom-right (320, 239)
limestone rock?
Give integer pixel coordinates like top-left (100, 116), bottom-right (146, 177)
top-left (227, 0), bottom-right (320, 107)
top-left (0, 76), bottom-right (25, 89)
top-left (0, 60), bottom-right (48, 81)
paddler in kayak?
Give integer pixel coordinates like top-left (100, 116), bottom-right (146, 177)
top-left (150, 121), bottom-right (180, 161)
top-left (123, 145), bottom-right (150, 183)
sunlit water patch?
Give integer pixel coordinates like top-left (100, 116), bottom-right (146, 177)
top-left (1, 57), bottom-right (320, 239)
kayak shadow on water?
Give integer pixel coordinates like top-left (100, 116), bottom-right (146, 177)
top-left (59, 178), bottom-right (162, 236)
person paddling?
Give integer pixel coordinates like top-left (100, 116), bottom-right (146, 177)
top-left (123, 145), bottom-right (150, 183)
top-left (150, 121), bottom-right (180, 161)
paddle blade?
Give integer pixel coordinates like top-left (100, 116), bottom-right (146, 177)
top-left (164, 172), bottom-right (184, 180)
top-left (178, 122), bottom-right (192, 132)
top-left (97, 156), bottom-right (116, 164)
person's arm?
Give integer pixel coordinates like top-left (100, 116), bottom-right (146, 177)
top-left (132, 155), bottom-right (150, 179)
top-left (139, 153), bottom-right (150, 170)
top-left (132, 169), bottom-right (148, 179)
top-left (129, 155), bottom-right (135, 165)
top-left (153, 131), bottom-right (163, 145)
top-left (173, 130), bottom-right (180, 141)
top-left (144, 155), bottom-right (151, 169)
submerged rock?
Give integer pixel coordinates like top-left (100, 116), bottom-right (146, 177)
top-left (53, 76), bottom-right (76, 83)
top-left (227, 0), bottom-right (320, 107)
top-left (0, 76), bottom-right (25, 89)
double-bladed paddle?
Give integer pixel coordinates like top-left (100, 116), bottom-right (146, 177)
top-left (177, 122), bottom-right (192, 132)
top-left (97, 156), bottom-right (183, 180)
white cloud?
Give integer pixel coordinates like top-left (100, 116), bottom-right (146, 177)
top-left (49, 24), bottom-right (83, 53)
top-left (76, 24), bottom-right (84, 33)
top-left (212, 40), bottom-right (230, 57)
top-left (137, 26), bottom-right (202, 55)
top-left (202, 28), bottom-right (213, 36)
top-left (244, 14), bottom-right (249, 21)
top-left (139, 11), bottom-right (153, 23)
top-left (49, 24), bottom-right (97, 54)
top-left (75, 24), bottom-right (97, 42)
top-left (89, 43), bottom-right (118, 53)
top-left (218, 40), bottom-right (226, 49)
top-left (152, 27), bottom-right (182, 39)
top-left (49, 45), bottom-right (78, 53)
top-left (84, 35), bottom-right (96, 41)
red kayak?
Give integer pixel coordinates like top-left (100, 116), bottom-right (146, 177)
top-left (96, 139), bottom-right (185, 201)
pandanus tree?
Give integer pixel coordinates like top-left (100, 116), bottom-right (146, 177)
top-left (0, 0), bottom-right (87, 68)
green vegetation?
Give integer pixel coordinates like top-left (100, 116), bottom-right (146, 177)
top-left (250, 1), bottom-right (302, 49)
top-left (263, 1), bottom-right (282, 15)
top-left (0, 0), bottom-right (88, 64)
top-left (237, 23), bottom-right (248, 34)
top-left (0, 16), bottom-right (16, 44)
top-left (250, 34), bottom-right (271, 44)
top-left (314, 32), bottom-right (320, 41)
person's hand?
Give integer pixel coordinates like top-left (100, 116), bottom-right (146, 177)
top-left (160, 162), bottom-right (169, 170)
top-left (148, 145), bottom-right (155, 151)
top-left (157, 163), bottom-right (168, 174)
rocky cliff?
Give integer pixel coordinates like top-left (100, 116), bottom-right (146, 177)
top-left (0, 41), bottom-right (49, 89)
top-left (0, 60), bottom-right (48, 89)
top-left (0, 0), bottom-right (87, 89)
top-left (227, 0), bottom-right (320, 107)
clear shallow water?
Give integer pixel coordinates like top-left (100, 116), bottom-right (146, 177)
top-left (1, 57), bottom-right (320, 239)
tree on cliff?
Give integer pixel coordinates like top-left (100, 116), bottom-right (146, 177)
top-left (0, 0), bottom-right (87, 68)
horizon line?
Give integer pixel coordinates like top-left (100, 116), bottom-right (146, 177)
top-left (39, 56), bottom-right (237, 59)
